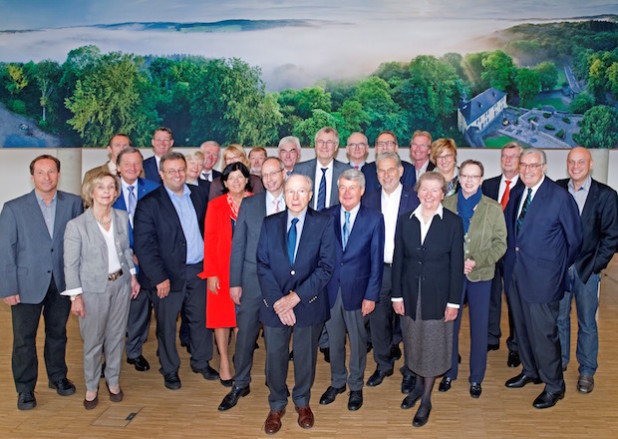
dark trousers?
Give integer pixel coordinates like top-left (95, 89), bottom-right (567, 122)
top-left (125, 287), bottom-right (152, 360)
top-left (233, 292), bottom-right (262, 389)
top-left (11, 278), bottom-right (71, 393)
top-left (488, 261), bottom-right (517, 352)
top-left (370, 265), bottom-right (396, 372)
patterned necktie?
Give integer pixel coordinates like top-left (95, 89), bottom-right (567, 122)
top-left (342, 211), bottom-right (351, 250)
top-left (500, 180), bottom-right (511, 211)
top-left (516, 188), bottom-right (532, 234)
top-left (287, 218), bottom-right (299, 264)
top-left (128, 185), bottom-right (137, 216)
top-left (317, 167), bottom-right (327, 211)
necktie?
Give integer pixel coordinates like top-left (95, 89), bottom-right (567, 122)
top-left (342, 211), bottom-right (350, 250)
top-left (516, 188), bottom-right (532, 234)
top-left (354, 165), bottom-right (359, 170)
top-left (317, 167), bottom-right (327, 211)
top-left (273, 198), bottom-right (280, 213)
top-left (287, 218), bottom-right (299, 264)
top-left (500, 180), bottom-right (511, 211)
top-left (128, 185), bottom-right (137, 216)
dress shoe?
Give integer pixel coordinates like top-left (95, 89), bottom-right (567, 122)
top-left (105, 382), bottom-right (124, 402)
top-left (295, 406), bottom-right (314, 429)
top-left (220, 378), bottom-right (234, 388)
top-left (191, 364), bottom-right (219, 381)
top-left (127, 355), bottom-right (150, 372)
top-left (17, 391), bottom-right (36, 410)
top-left (366, 368), bottom-right (393, 387)
top-left (577, 375), bottom-right (594, 394)
top-left (401, 390), bottom-right (422, 409)
top-left (470, 382), bottom-right (482, 398)
top-left (48, 377), bottom-right (76, 396)
top-left (180, 341), bottom-right (191, 354)
top-left (487, 343), bottom-right (499, 351)
top-left (401, 374), bottom-right (416, 394)
top-left (366, 343), bottom-right (373, 353)
top-left (320, 347), bottom-right (330, 363)
top-left (413, 402), bottom-right (432, 427)
top-left (163, 371), bottom-right (182, 390)
top-left (348, 390), bottom-right (363, 411)
top-left (83, 394), bottom-right (99, 410)
top-left (533, 390), bottom-right (564, 409)
top-left (505, 373), bottom-right (542, 388)
top-left (507, 351), bottom-right (521, 368)
top-left (390, 344), bottom-right (402, 360)
top-left (319, 385), bottom-right (346, 405)
top-left (218, 385), bottom-right (250, 411)
top-left (264, 408), bottom-right (285, 435)
top-left (438, 376), bottom-right (452, 392)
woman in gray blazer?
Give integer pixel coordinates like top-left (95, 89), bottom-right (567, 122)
top-left (63, 171), bottom-right (139, 410)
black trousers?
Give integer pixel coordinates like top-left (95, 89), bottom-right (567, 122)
top-left (488, 260), bottom-right (517, 352)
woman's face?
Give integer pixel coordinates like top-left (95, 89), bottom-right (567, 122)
top-left (224, 170), bottom-right (248, 196)
top-left (459, 163), bottom-right (483, 198)
top-left (418, 178), bottom-right (445, 212)
top-left (186, 158), bottom-right (201, 181)
top-left (224, 151), bottom-right (244, 166)
top-left (435, 148), bottom-right (456, 176)
top-left (92, 176), bottom-right (117, 207)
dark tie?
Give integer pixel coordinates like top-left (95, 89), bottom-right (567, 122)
top-left (128, 185), bottom-right (137, 216)
top-left (501, 180), bottom-right (511, 211)
top-left (287, 218), bottom-right (299, 264)
top-left (342, 211), bottom-right (351, 249)
top-left (317, 167), bottom-right (327, 211)
top-left (516, 188), bottom-right (532, 234)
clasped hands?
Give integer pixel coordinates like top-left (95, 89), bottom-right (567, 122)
top-left (273, 291), bottom-right (301, 326)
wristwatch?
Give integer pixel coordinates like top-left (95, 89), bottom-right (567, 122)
top-left (70, 295), bottom-right (81, 302)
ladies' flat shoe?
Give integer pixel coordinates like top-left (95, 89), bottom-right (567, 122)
top-left (220, 378), bottom-right (234, 388)
top-left (106, 382), bottom-right (124, 402)
top-left (438, 376), bottom-right (452, 392)
top-left (83, 395), bottom-right (99, 410)
top-left (413, 403), bottom-right (432, 427)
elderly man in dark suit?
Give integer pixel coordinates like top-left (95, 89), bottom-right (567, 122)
top-left (134, 151), bottom-right (217, 390)
top-left (362, 130), bottom-right (416, 194)
top-left (143, 127), bottom-right (174, 183)
top-left (556, 146), bottom-right (618, 394)
top-left (257, 174), bottom-right (336, 435)
top-left (503, 148), bottom-right (582, 409)
top-left (0, 155), bottom-right (83, 410)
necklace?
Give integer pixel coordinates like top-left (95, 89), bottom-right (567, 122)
top-left (95, 214), bottom-right (112, 227)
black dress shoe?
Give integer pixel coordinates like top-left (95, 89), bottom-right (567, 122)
top-left (507, 351), bottom-right (521, 367)
top-left (320, 347), bottom-right (330, 363)
top-left (401, 374), bottom-right (416, 394)
top-left (413, 402), bottom-right (432, 427)
top-left (487, 343), bottom-right (499, 351)
top-left (505, 373), bottom-right (542, 388)
top-left (180, 341), bottom-right (191, 354)
top-left (533, 390), bottom-right (564, 409)
top-left (470, 382), bottom-right (482, 398)
top-left (48, 377), bottom-right (76, 396)
top-left (401, 390), bottom-right (422, 409)
top-left (390, 344), bottom-right (402, 360)
top-left (348, 390), bottom-right (363, 411)
top-left (191, 364), bottom-right (220, 381)
top-left (438, 376), bottom-right (452, 392)
top-left (127, 355), bottom-right (150, 372)
top-left (218, 385), bottom-right (250, 411)
top-left (17, 391), bottom-right (36, 410)
top-left (319, 385), bottom-right (346, 405)
top-left (220, 378), bottom-right (234, 388)
top-left (366, 343), bottom-right (373, 353)
top-left (164, 371), bottom-right (182, 390)
top-left (366, 368), bottom-right (393, 387)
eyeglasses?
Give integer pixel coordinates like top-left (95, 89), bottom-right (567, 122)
top-left (162, 168), bottom-right (185, 176)
top-left (435, 154), bottom-right (454, 162)
top-left (347, 143), bottom-right (367, 149)
top-left (316, 140), bottom-right (337, 147)
top-left (410, 142), bottom-right (430, 148)
top-left (262, 170), bottom-right (285, 179)
top-left (520, 163), bottom-right (543, 170)
top-left (459, 174), bottom-right (482, 181)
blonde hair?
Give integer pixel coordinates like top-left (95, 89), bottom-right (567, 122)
top-left (223, 144), bottom-right (249, 167)
top-left (430, 138), bottom-right (458, 164)
top-left (81, 171), bottom-right (120, 208)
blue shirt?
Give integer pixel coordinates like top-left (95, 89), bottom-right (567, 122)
top-left (165, 185), bottom-right (204, 264)
top-left (34, 190), bottom-right (57, 238)
top-left (568, 175), bottom-right (591, 215)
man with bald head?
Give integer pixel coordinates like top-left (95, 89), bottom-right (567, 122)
top-left (346, 132), bottom-right (369, 170)
top-left (556, 147), bottom-right (618, 394)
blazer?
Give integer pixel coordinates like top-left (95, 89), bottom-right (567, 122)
top-left (256, 208), bottom-right (336, 328)
top-left (325, 204), bottom-right (384, 310)
top-left (362, 185), bottom-right (420, 218)
top-left (482, 174), bottom-right (525, 203)
top-left (208, 174), bottom-right (263, 200)
top-left (0, 190), bottom-right (83, 303)
top-left (443, 194), bottom-right (507, 282)
top-left (362, 160), bottom-right (416, 194)
top-left (503, 178), bottom-right (583, 304)
top-left (142, 156), bottom-right (162, 183)
top-left (392, 207), bottom-right (464, 320)
top-left (556, 178), bottom-right (618, 283)
top-left (63, 208), bottom-right (134, 293)
top-left (292, 158), bottom-right (351, 209)
top-left (113, 177), bottom-right (160, 247)
top-left (133, 185), bottom-right (208, 291)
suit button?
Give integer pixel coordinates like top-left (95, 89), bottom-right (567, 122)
top-left (50, 249), bottom-right (53, 252)
top-left (515, 247), bottom-right (519, 252)
top-left (291, 270), bottom-right (295, 276)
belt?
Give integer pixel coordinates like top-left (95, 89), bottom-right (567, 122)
top-left (108, 269), bottom-right (123, 281)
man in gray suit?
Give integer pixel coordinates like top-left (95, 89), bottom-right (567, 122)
top-left (218, 157), bottom-right (287, 411)
top-left (0, 155), bottom-right (83, 410)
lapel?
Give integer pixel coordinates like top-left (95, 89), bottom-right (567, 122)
top-left (51, 191), bottom-right (67, 244)
top-left (85, 208), bottom-right (107, 248)
top-left (344, 205), bottom-right (364, 253)
top-left (159, 187), bottom-right (184, 231)
top-left (27, 190), bottom-right (53, 242)
top-left (580, 179), bottom-right (598, 222)
top-left (137, 178), bottom-right (148, 200)
top-left (277, 211), bottom-right (293, 268)
top-left (518, 179), bottom-right (549, 236)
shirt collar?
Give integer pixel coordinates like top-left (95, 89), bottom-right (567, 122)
top-left (411, 203), bottom-right (444, 220)
top-left (568, 175), bottom-right (591, 192)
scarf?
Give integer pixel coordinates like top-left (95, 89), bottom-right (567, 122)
top-left (457, 187), bottom-right (482, 234)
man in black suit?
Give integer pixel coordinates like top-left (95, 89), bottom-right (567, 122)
top-left (481, 142), bottom-right (524, 367)
top-left (257, 174), bottom-right (336, 434)
top-left (362, 130), bottom-right (416, 194)
top-left (199, 140), bottom-right (222, 182)
top-left (409, 130), bottom-right (435, 180)
top-left (134, 151), bottom-right (217, 390)
top-left (346, 132), bottom-right (369, 170)
top-left (143, 127), bottom-right (174, 183)
top-left (556, 146), bottom-right (618, 394)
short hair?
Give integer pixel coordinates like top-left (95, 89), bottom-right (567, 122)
top-left (116, 147), bottom-right (143, 165)
top-left (223, 144), bottom-right (250, 167)
top-left (411, 130), bottom-right (432, 145)
top-left (314, 126), bottom-right (339, 146)
top-left (249, 146), bottom-right (267, 158)
top-left (375, 151), bottom-right (402, 168)
top-left (415, 171), bottom-right (447, 195)
top-left (160, 151), bottom-right (186, 171)
top-left (278, 136), bottom-right (301, 152)
top-left (430, 138), bottom-right (458, 164)
top-left (263, 156), bottom-right (285, 171)
top-left (284, 174), bottom-right (313, 192)
top-left (502, 141), bottom-right (522, 153)
top-left (185, 150), bottom-right (205, 164)
top-left (221, 162), bottom-right (252, 194)
top-left (81, 170), bottom-right (120, 208)
top-left (109, 132), bottom-right (131, 146)
top-left (30, 154), bottom-right (60, 175)
top-left (460, 159), bottom-right (485, 177)
top-left (520, 148), bottom-right (546, 165)
top-left (153, 127), bottom-right (173, 139)
top-left (375, 130), bottom-right (398, 146)
top-left (200, 140), bottom-right (220, 151)
top-left (338, 168), bottom-right (366, 190)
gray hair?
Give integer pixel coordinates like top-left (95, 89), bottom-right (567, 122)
top-left (375, 151), bottom-right (402, 168)
top-left (338, 168), bottom-right (366, 190)
top-left (278, 136), bottom-right (301, 152)
top-left (520, 148), bottom-right (546, 165)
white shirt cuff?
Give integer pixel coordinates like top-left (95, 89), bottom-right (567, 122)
top-left (391, 297), bottom-right (403, 302)
top-left (61, 287), bottom-right (83, 297)
top-left (447, 303), bottom-right (460, 309)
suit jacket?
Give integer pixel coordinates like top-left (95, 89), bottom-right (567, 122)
top-left (143, 156), bottom-right (161, 183)
top-left (556, 178), bottom-right (618, 283)
top-left (392, 207), bottom-right (464, 320)
top-left (208, 174), bottom-right (263, 200)
top-left (256, 209), bottom-right (336, 327)
top-left (325, 204), bottom-right (384, 310)
top-left (503, 178), bottom-right (583, 304)
top-left (63, 208), bottom-right (134, 293)
top-left (362, 160), bottom-right (416, 194)
top-left (113, 177), bottom-right (160, 247)
top-left (133, 185), bottom-right (208, 291)
top-left (0, 190), bottom-right (83, 303)
top-left (482, 174), bottom-right (524, 202)
top-left (292, 158), bottom-right (351, 209)
top-left (362, 185), bottom-right (420, 218)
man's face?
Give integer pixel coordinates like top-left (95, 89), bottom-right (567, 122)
top-left (519, 152), bottom-right (546, 188)
top-left (201, 144), bottom-right (220, 171)
top-left (377, 157), bottom-right (404, 194)
top-left (160, 158), bottom-right (186, 193)
top-left (261, 159), bottom-right (285, 194)
top-left (279, 142), bottom-right (299, 170)
top-left (315, 131), bottom-right (338, 163)
top-left (249, 150), bottom-right (267, 174)
top-left (151, 130), bottom-right (174, 157)
top-left (567, 147), bottom-right (593, 185)
top-left (32, 158), bottom-right (60, 196)
top-left (107, 135), bottom-right (130, 162)
top-left (410, 135), bottom-right (431, 163)
top-left (338, 178), bottom-right (364, 212)
top-left (284, 175), bottom-right (312, 216)
top-left (501, 147), bottom-right (520, 176)
top-left (375, 133), bottom-right (398, 154)
top-left (346, 133), bottom-right (368, 164)
top-left (117, 152), bottom-right (143, 185)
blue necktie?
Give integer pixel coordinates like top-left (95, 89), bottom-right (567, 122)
top-left (342, 211), bottom-right (350, 250)
top-left (128, 185), bottom-right (137, 216)
top-left (317, 167), bottom-right (327, 211)
top-left (287, 218), bottom-right (299, 265)
top-left (516, 188), bottom-right (532, 234)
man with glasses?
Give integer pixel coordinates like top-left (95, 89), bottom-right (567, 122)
top-left (362, 130), bottom-right (415, 194)
top-left (409, 130), bottom-right (435, 180)
top-left (143, 127), bottom-right (174, 183)
top-left (346, 132), bottom-right (369, 170)
top-left (278, 136), bottom-right (302, 178)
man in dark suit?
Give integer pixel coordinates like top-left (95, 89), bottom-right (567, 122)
top-left (113, 147), bottom-right (160, 372)
top-left (199, 140), bottom-right (222, 182)
top-left (319, 169), bottom-right (384, 411)
top-left (481, 142), bottom-right (524, 367)
top-left (82, 132), bottom-right (131, 183)
top-left (278, 136), bottom-right (301, 177)
top-left (143, 127), bottom-right (174, 183)
top-left (556, 146), bottom-right (618, 394)
top-left (363, 152), bottom-right (419, 393)
top-left (503, 148), bottom-right (582, 409)
top-left (218, 157), bottom-right (286, 411)
top-left (0, 155), bottom-right (83, 410)
top-left (134, 151), bottom-right (217, 390)
top-left (409, 130), bottom-right (435, 180)
top-left (257, 174), bottom-right (336, 434)
top-left (346, 132), bottom-right (369, 170)
top-left (362, 130), bottom-right (416, 194)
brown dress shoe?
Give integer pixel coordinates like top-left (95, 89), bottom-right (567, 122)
top-left (264, 408), bottom-right (285, 434)
top-left (295, 406), bottom-right (314, 429)
top-left (83, 395), bottom-right (99, 410)
top-left (106, 382), bottom-right (124, 402)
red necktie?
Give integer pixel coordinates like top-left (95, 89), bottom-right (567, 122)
top-left (501, 180), bottom-right (511, 211)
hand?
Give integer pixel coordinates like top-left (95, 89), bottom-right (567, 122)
top-left (273, 291), bottom-right (300, 315)
top-left (207, 277), bottom-right (220, 295)
top-left (392, 300), bottom-right (404, 316)
top-left (130, 275), bottom-right (140, 299)
top-left (71, 296), bottom-right (85, 318)
top-left (230, 287), bottom-right (242, 306)
top-left (133, 254), bottom-right (139, 265)
top-left (464, 258), bottom-right (476, 275)
top-left (444, 306), bottom-right (458, 322)
top-left (156, 279), bottom-right (171, 299)
top-left (277, 308), bottom-right (296, 326)
top-left (361, 299), bottom-right (376, 317)
top-left (3, 294), bottom-right (20, 306)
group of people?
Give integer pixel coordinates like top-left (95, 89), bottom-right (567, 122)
top-left (1, 125), bottom-right (617, 433)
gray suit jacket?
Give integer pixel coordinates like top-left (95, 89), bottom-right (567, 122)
top-left (0, 190), bottom-right (83, 303)
top-left (293, 158), bottom-right (351, 209)
top-left (63, 208), bottom-right (134, 294)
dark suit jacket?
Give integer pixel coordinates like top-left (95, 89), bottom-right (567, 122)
top-left (292, 158), bottom-right (351, 209)
top-left (362, 185), bottom-right (420, 218)
top-left (143, 156), bottom-right (161, 183)
top-left (256, 209), bottom-right (336, 328)
top-left (482, 174), bottom-right (524, 202)
top-left (325, 204), bottom-right (384, 310)
top-left (113, 177), bottom-right (160, 247)
top-left (362, 160), bottom-right (416, 194)
top-left (133, 185), bottom-right (207, 291)
top-left (392, 207), bottom-right (464, 320)
top-left (503, 178), bottom-right (583, 304)
top-left (556, 178), bottom-right (618, 283)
